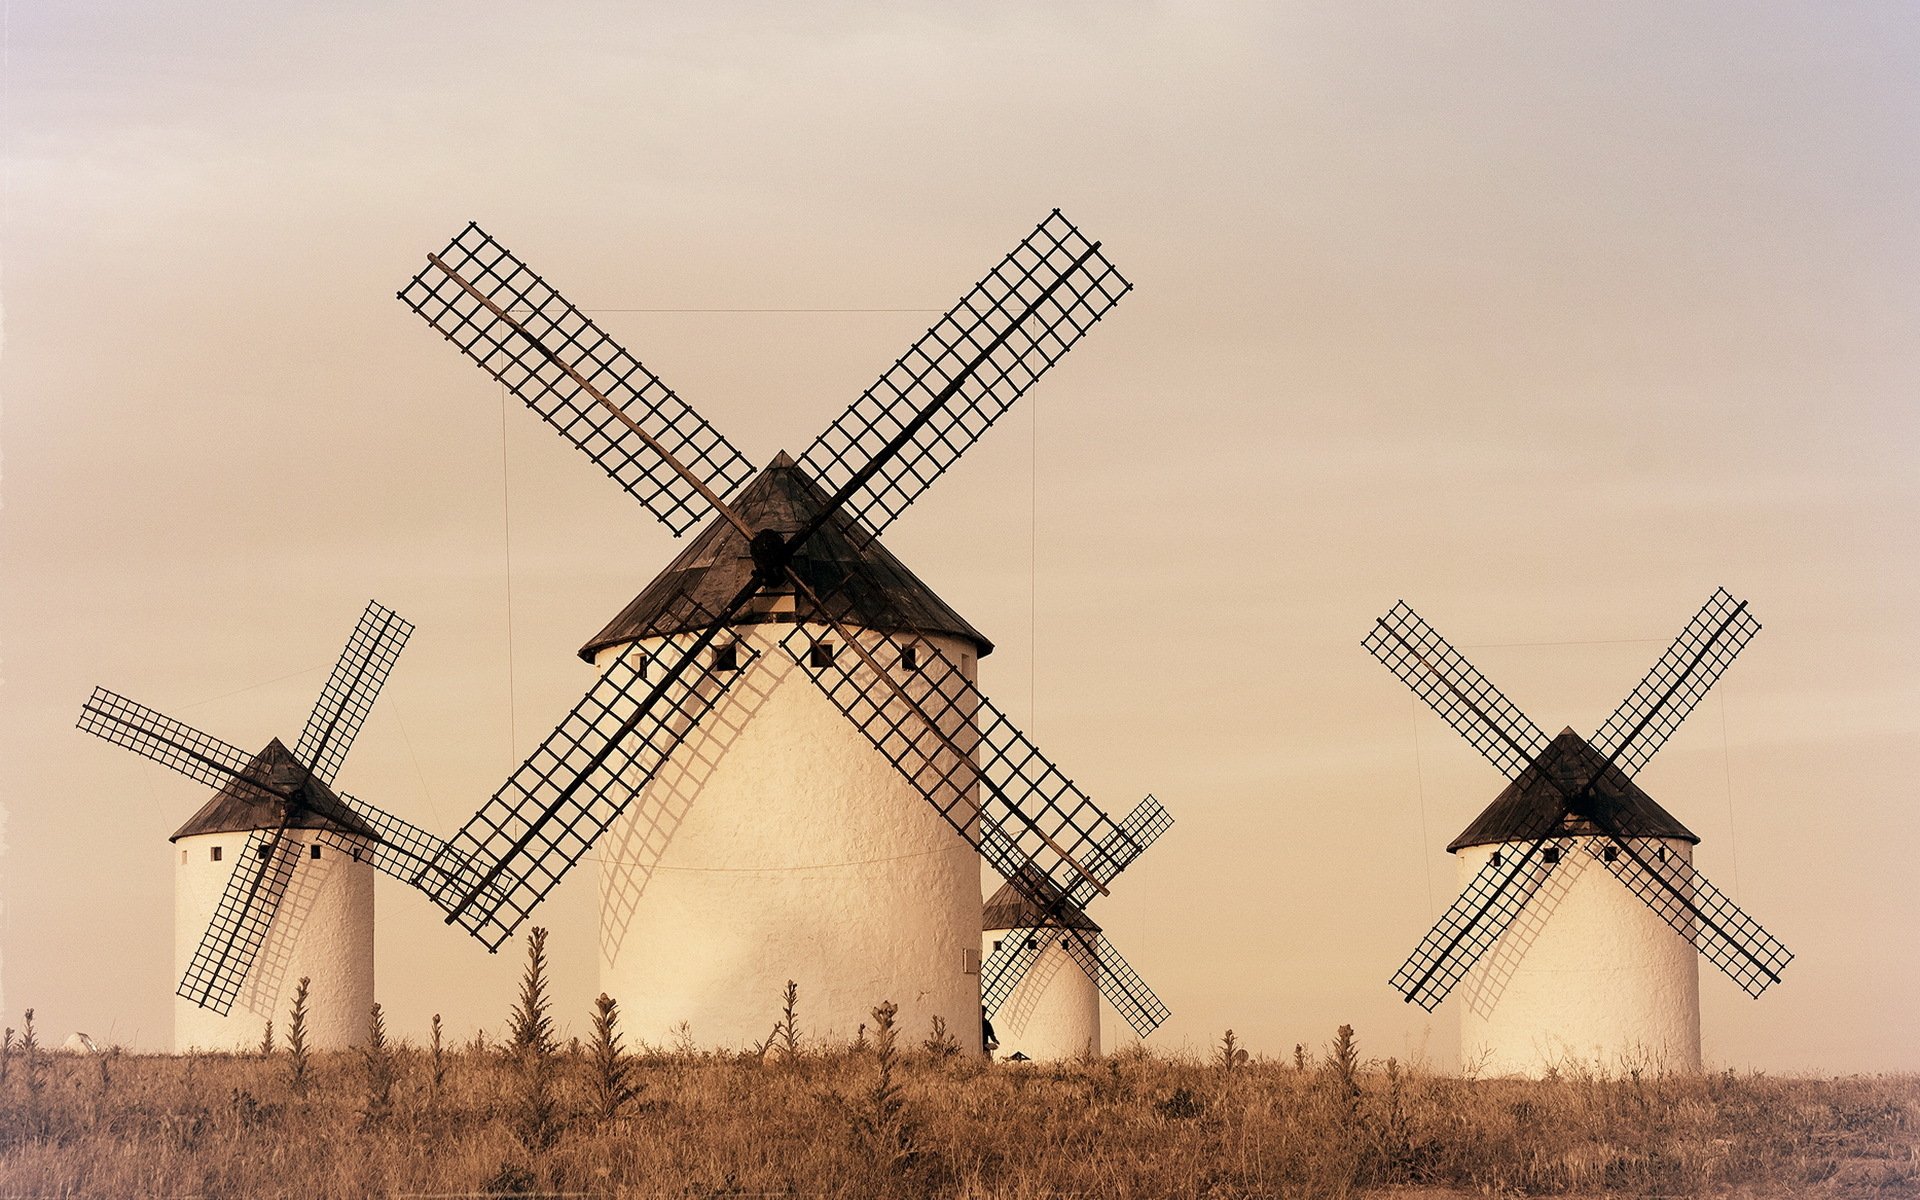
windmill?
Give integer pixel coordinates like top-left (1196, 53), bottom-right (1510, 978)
top-left (77, 601), bottom-right (461, 1050)
top-left (398, 211), bottom-right (1174, 1047)
top-left (1364, 589), bottom-right (1793, 1075)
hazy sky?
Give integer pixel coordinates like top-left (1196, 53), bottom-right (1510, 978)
top-left (4, 3), bottom-right (1916, 1069)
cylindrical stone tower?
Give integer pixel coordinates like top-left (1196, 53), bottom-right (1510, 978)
top-left (982, 881), bottom-right (1101, 1061)
top-left (588, 455), bottom-right (992, 1053)
top-left (170, 739), bottom-right (376, 1053)
top-left (1451, 728), bottom-right (1703, 1077)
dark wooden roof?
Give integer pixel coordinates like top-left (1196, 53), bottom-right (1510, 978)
top-left (982, 878), bottom-right (1101, 932)
top-left (1447, 728), bottom-right (1700, 852)
top-left (169, 738), bottom-right (380, 843)
top-left (580, 453), bottom-right (992, 662)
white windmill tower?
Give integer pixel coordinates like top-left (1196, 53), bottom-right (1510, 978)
top-left (79, 602), bottom-right (458, 1051)
top-left (1364, 591), bottom-right (1793, 1077)
top-left (398, 212), bottom-right (1175, 1050)
top-left (981, 879), bottom-right (1102, 1060)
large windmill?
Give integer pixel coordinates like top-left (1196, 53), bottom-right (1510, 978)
top-left (398, 211), bottom-right (1173, 1046)
top-left (1365, 589), bottom-right (1792, 1075)
top-left (77, 601), bottom-right (458, 1050)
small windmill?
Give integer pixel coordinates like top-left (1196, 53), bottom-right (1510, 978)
top-left (399, 211), bottom-right (1173, 1045)
top-left (77, 601), bottom-right (457, 1050)
top-left (1365, 589), bottom-right (1792, 1075)
top-left (978, 821), bottom-right (1169, 1060)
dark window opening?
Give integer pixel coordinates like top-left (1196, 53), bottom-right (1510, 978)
top-left (210, 846), bottom-right (223, 863)
top-left (809, 642), bottom-right (836, 669)
top-left (635, 655), bottom-right (650, 682)
top-left (1489, 851), bottom-right (1503, 868)
top-left (256, 843), bottom-right (273, 860)
top-left (1025, 936), bottom-right (1039, 950)
top-left (311, 844), bottom-right (323, 860)
top-left (1603, 845), bottom-right (1620, 863)
top-left (992, 939), bottom-right (1003, 952)
top-left (901, 645), bottom-right (919, 672)
top-left (713, 643), bottom-right (739, 672)
top-left (1542, 847), bottom-right (1561, 864)
top-left (1657, 846), bottom-right (1668, 862)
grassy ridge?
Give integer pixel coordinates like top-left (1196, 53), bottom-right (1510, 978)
top-left (0, 1032), bottom-right (1913, 1198)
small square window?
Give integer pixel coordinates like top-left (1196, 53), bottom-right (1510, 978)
top-left (712, 643), bottom-right (739, 672)
top-left (1025, 936), bottom-right (1039, 950)
top-left (1602, 845), bottom-right (1620, 863)
top-left (992, 939), bottom-right (1003, 952)
top-left (210, 846), bottom-right (223, 863)
top-left (900, 645), bottom-right (919, 672)
top-left (809, 642), bottom-right (836, 669)
top-left (310, 844), bottom-right (323, 860)
top-left (1657, 846), bottom-right (1668, 862)
top-left (1489, 851), bottom-right (1503, 868)
top-left (256, 843), bottom-right (274, 860)
top-left (1541, 847), bottom-right (1561, 864)
top-left (634, 655), bottom-right (650, 682)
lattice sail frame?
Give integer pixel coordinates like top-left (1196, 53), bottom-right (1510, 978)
top-left (799, 210), bottom-right (1132, 543)
top-left (78, 688), bottom-right (279, 804)
top-left (1591, 588), bottom-right (1760, 777)
top-left (297, 602), bottom-right (413, 787)
top-left (1369, 593), bottom-right (1789, 1008)
top-left (418, 608), bottom-right (759, 950)
top-left (400, 225), bottom-right (758, 536)
top-left (397, 210), bottom-right (1172, 1024)
top-left (177, 828), bottom-right (302, 1014)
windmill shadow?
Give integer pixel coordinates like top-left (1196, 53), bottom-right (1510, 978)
top-left (1458, 848), bottom-right (1581, 1020)
top-left (999, 936), bottom-right (1075, 1033)
top-left (595, 636), bottom-right (788, 967)
top-left (240, 832), bottom-right (344, 1015)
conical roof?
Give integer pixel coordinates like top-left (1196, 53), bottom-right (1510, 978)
top-left (1447, 728), bottom-right (1699, 852)
top-left (580, 453), bottom-right (993, 662)
top-left (982, 877), bottom-right (1101, 933)
top-left (169, 738), bottom-right (379, 843)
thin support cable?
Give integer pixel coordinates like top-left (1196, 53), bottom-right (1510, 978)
top-left (1720, 690), bottom-right (1742, 900)
top-left (1410, 695), bottom-right (1436, 917)
top-left (500, 384), bottom-right (519, 765)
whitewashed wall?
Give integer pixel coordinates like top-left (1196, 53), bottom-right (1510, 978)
top-left (597, 624), bottom-right (983, 1053)
top-left (982, 927), bottom-right (1100, 1061)
top-left (1456, 837), bottom-right (1702, 1077)
top-left (174, 829), bottom-right (374, 1052)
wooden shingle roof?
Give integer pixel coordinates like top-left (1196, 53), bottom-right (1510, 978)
top-left (580, 453), bottom-right (992, 662)
top-left (1447, 728), bottom-right (1699, 852)
top-left (169, 738), bottom-right (379, 843)
top-left (982, 877), bottom-right (1101, 933)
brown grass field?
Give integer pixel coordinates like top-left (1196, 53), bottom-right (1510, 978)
top-left (1, 1008), bottom-right (1914, 1200)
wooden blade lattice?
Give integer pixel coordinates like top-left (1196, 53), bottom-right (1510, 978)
top-left (1365, 602), bottom-right (1552, 781)
top-left (177, 829), bottom-right (300, 1014)
top-left (76, 688), bottom-right (277, 802)
top-left (295, 601), bottom-right (413, 788)
top-left (1390, 837), bottom-right (1570, 1011)
top-left (1590, 589), bottom-right (1760, 777)
top-left (423, 612), bottom-right (758, 950)
top-left (798, 210), bottom-right (1131, 543)
top-left (1591, 837), bottom-right (1792, 997)
top-left (399, 224), bottom-right (757, 536)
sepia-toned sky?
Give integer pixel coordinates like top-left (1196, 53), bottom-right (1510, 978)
top-left (4, 3), bottom-right (1916, 1069)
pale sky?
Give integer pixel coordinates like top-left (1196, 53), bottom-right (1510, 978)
top-left (3, 3), bottom-right (1916, 1069)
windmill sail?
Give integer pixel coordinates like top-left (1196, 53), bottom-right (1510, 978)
top-left (1365, 602), bottom-right (1552, 780)
top-left (1589, 588), bottom-right (1760, 777)
top-left (400, 223), bottom-right (758, 536)
top-left (799, 210), bottom-right (1131, 544)
top-left (296, 601), bottom-right (414, 787)
top-left (176, 828), bottom-right (301, 1014)
top-left (1390, 836), bottom-right (1571, 1010)
top-left (1589, 837), bottom-right (1792, 997)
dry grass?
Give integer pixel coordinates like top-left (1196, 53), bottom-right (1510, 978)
top-left (0, 1027), bottom-right (1914, 1199)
